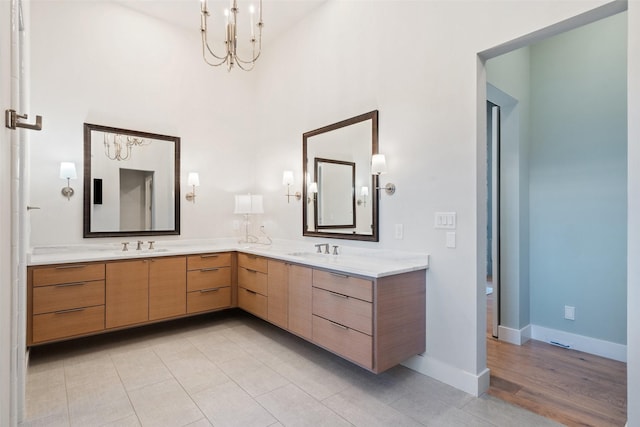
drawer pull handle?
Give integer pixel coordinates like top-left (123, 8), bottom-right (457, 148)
top-left (200, 287), bottom-right (220, 293)
top-left (200, 268), bottom-right (219, 272)
top-left (329, 291), bottom-right (348, 299)
top-left (245, 289), bottom-right (257, 295)
top-left (329, 272), bottom-right (349, 279)
top-left (55, 282), bottom-right (86, 288)
top-left (200, 254), bottom-right (219, 259)
top-left (245, 269), bottom-right (257, 274)
top-left (328, 320), bottom-right (349, 330)
top-left (54, 307), bottom-right (85, 315)
top-left (54, 265), bottom-right (88, 270)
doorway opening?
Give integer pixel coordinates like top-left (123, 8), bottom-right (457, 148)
top-left (480, 5), bottom-right (628, 426)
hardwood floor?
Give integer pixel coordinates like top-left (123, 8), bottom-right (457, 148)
top-left (486, 292), bottom-right (627, 426)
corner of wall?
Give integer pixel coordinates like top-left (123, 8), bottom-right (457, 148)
top-left (402, 354), bottom-right (490, 397)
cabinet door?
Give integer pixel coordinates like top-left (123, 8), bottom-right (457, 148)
top-left (106, 260), bottom-right (149, 328)
top-left (149, 256), bottom-right (186, 321)
top-left (287, 265), bottom-right (312, 340)
top-left (267, 260), bottom-right (288, 329)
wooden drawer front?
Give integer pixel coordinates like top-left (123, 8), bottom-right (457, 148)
top-left (238, 287), bottom-right (267, 319)
top-left (312, 270), bottom-right (373, 302)
top-left (33, 263), bottom-right (105, 287)
top-left (238, 267), bottom-right (267, 295)
top-left (238, 253), bottom-right (268, 273)
top-left (32, 305), bottom-right (105, 343)
top-left (187, 253), bottom-right (232, 270)
top-left (312, 288), bottom-right (372, 335)
top-left (33, 281), bottom-right (105, 315)
top-left (187, 286), bottom-right (231, 314)
top-left (312, 315), bottom-right (372, 369)
top-left (187, 267), bottom-right (231, 292)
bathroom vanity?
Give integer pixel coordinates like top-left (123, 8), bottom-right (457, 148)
top-left (27, 243), bottom-right (427, 374)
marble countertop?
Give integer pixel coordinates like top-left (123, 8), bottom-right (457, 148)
top-left (27, 239), bottom-right (429, 278)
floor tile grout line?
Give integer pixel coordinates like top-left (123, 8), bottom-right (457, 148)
top-left (108, 352), bottom-right (145, 427)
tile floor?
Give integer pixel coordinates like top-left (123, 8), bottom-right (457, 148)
top-left (21, 311), bottom-right (561, 427)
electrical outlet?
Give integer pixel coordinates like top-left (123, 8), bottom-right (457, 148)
top-left (564, 305), bottom-right (575, 321)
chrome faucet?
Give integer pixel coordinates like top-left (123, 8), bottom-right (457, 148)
top-left (136, 240), bottom-right (144, 251)
top-left (315, 243), bottom-right (330, 254)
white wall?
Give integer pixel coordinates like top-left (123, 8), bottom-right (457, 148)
top-left (28, 0), bottom-right (260, 246)
top-left (22, 1), bottom-right (640, 422)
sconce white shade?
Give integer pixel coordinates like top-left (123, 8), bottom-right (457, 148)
top-left (371, 154), bottom-right (387, 175)
top-left (360, 186), bottom-right (369, 197)
top-left (308, 182), bottom-right (318, 194)
top-left (187, 172), bottom-right (200, 187)
top-left (282, 170), bottom-right (294, 186)
top-left (234, 194), bottom-right (264, 214)
top-left (59, 162), bottom-right (77, 180)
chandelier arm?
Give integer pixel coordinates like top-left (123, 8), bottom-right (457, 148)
top-left (202, 32), bottom-right (229, 62)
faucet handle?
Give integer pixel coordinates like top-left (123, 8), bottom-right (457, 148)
top-left (121, 242), bottom-right (129, 251)
top-left (136, 240), bottom-right (144, 250)
top-left (332, 245), bottom-right (339, 255)
top-left (148, 241), bottom-right (155, 250)
top-left (315, 244), bottom-right (323, 253)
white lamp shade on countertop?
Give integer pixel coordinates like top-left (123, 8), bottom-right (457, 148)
top-left (360, 186), bottom-right (369, 197)
top-left (59, 162), bottom-right (77, 180)
top-left (187, 172), bottom-right (200, 187)
top-left (308, 182), bottom-right (318, 194)
top-left (234, 194), bottom-right (264, 214)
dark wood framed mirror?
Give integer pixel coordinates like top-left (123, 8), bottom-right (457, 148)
top-left (303, 110), bottom-right (379, 242)
top-left (83, 123), bottom-right (180, 238)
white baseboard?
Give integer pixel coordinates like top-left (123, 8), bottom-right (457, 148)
top-left (497, 324), bottom-right (531, 345)
top-left (402, 354), bottom-right (490, 397)
top-left (530, 325), bottom-right (626, 362)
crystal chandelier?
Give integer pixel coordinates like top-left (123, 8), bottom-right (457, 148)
top-left (200, 0), bottom-right (264, 71)
top-left (103, 133), bottom-right (148, 161)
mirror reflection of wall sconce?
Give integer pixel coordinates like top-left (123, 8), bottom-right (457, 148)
top-left (357, 186), bottom-right (369, 207)
top-left (60, 162), bottom-right (77, 201)
top-left (185, 172), bottom-right (200, 203)
top-left (371, 154), bottom-right (396, 195)
top-left (307, 182), bottom-right (318, 204)
top-left (234, 193), bottom-right (264, 243)
top-left (282, 170), bottom-right (301, 203)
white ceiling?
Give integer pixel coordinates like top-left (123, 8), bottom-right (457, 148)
top-left (118, 0), bottom-right (326, 41)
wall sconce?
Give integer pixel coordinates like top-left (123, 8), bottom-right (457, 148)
top-left (282, 170), bottom-right (301, 203)
top-left (357, 186), bottom-right (369, 207)
top-left (59, 162), bottom-right (77, 201)
top-left (234, 193), bottom-right (264, 243)
top-left (307, 182), bottom-right (318, 204)
top-left (185, 172), bottom-right (200, 203)
top-left (371, 154), bottom-right (396, 195)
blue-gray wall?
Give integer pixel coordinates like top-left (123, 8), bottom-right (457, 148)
top-left (529, 12), bottom-right (627, 344)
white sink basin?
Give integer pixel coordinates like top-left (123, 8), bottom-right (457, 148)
top-left (115, 248), bottom-right (170, 256)
top-left (287, 251), bottom-right (333, 260)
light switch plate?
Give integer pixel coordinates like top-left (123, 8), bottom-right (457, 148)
top-left (435, 212), bottom-right (456, 229)
top-left (394, 224), bottom-right (404, 239)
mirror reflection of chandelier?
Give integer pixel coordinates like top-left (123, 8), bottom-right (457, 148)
top-left (103, 133), bottom-right (148, 161)
top-left (200, 0), bottom-right (263, 71)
